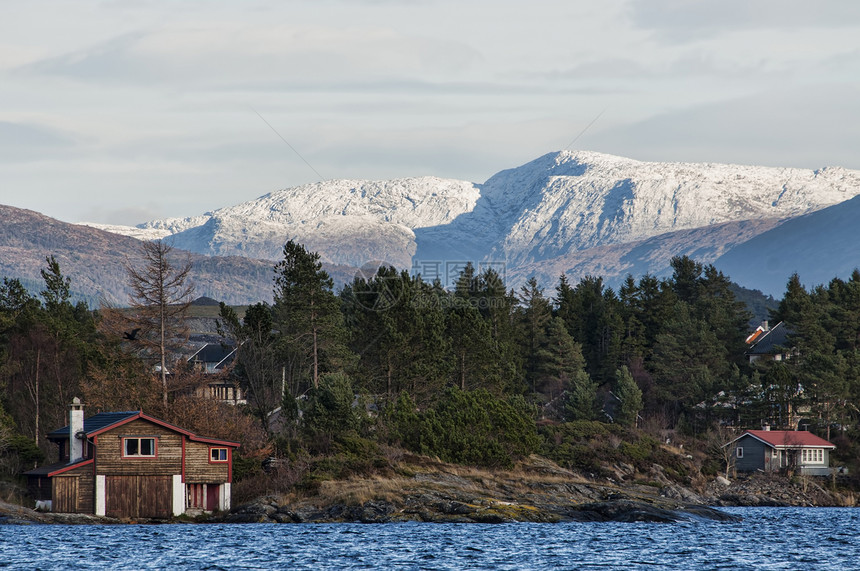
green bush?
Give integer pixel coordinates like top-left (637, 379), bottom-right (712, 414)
top-left (384, 387), bottom-right (540, 468)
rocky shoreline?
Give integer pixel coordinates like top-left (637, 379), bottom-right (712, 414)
top-left (2, 456), bottom-right (855, 525)
top-left (221, 455), bottom-right (854, 525)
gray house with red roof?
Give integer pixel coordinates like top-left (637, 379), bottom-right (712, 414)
top-left (725, 429), bottom-right (835, 476)
top-left (25, 398), bottom-right (240, 518)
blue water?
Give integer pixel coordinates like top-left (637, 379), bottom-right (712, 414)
top-left (1, 508), bottom-right (858, 570)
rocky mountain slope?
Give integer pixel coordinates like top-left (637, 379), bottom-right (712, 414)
top-left (0, 205), bottom-right (351, 306)
top-left (83, 150), bottom-right (860, 295)
top-left (417, 151), bottom-right (859, 267)
top-left (131, 177), bottom-right (480, 269)
top-left (714, 194), bottom-right (860, 296)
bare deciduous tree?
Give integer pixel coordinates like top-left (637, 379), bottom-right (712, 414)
top-left (125, 240), bottom-right (194, 408)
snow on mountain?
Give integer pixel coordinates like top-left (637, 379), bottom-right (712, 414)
top-left (135, 176), bottom-right (480, 268)
top-left (91, 150), bottom-right (860, 290)
top-left (416, 150), bottom-right (860, 267)
top-left (79, 222), bottom-right (174, 241)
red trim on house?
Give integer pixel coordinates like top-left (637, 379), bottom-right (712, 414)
top-left (86, 412), bottom-right (144, 438)
top-left (190, 435), bottom-right (241, 447)
top-left (77, 412), bottom-right (239, 449)
top-left (181, 436), bottom-right (186, 483)
top-left (47, 458), bottom-right (94, 477)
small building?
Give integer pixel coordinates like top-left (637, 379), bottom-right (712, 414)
top-left (25, 398), bottom-right (240, 518)
top-left (725, 429), bottom-right (835, 476)
top-left (187, 342), bottom-right (246, 405)
top-left (745, 321), bottom-right (794, 364)
top-left (188, 342), bottom-right (236, 374)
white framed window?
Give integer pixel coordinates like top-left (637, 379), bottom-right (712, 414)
top-left (736, 447), bottom-right (744, 459)
top-left (123, 437), bottom-right (157, 458)
top-left (802, 448), bottom-right (824, 464)
top-left (772, 448), bottom-right (779, 458)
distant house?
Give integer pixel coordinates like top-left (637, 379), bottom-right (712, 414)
top-left (724, 429), bottom-right (835, 476)
top-left (746, 321), bottom-right (795, 364)
top-left (25, 398), bottom-right (240, 518)
top-left (187, 342), bottom-right (245, 405)
top-left (188, 342), bottom-right (236, 374)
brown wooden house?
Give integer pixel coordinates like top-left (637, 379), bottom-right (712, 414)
top-left (25, 398), bottom-right (240, 518)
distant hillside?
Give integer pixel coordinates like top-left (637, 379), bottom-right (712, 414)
top-left (0, 205), bottom-right (353, 306)
top-left (714, 194), bottom-right (860, 296)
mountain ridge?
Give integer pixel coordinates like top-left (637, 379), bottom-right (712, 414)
top-left (17, 150), bottom-right (860, 300)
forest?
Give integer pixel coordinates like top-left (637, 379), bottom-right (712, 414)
top-left (3, 240), bottom-right (860, 502)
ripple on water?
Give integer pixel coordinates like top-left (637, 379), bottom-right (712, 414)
top-left (1, 508), bottom-right (859, 570)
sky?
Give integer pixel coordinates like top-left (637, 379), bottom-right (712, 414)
top-left (2, 0), bottom-right (860, 226)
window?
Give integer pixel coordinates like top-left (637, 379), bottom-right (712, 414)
top-left (772, 448), bottom-right (779, 458)
top-left (736, 447), bottom-right (744, 459)
top-left (210, 447), bottom-right (228, 463)
top-left (802, 448), bottom-right (824, 464)
top-left (123, 437), bottom-right (157, 458)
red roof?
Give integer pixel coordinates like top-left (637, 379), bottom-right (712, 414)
top-left (743, 430), bottom-right (835, 449)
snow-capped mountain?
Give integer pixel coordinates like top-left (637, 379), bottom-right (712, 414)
top-left (136, 177), bottom-right (479, 268)
top-left (84, 150), bottom-right (860, 293)
top-left (417, 151), bottom-right (860, 266)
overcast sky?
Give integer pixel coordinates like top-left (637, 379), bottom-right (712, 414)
top-left (2, 0), bottom-right (860, 226)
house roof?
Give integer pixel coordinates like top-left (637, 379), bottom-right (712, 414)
top-left (188, 342), bottom-right (236, 370)
top-left (46, 411), bottom-right (240, 448)
top-left (47, 411), bottom-right (138, 439)
top-left (727, 430), bottom-right (835, 449)
top-left (23, 458), bottom-right (94, 477)
top-left (745, 321), bottom-right (792, 356)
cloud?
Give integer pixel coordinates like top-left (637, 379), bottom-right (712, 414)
top-left (585, 85), bottom-right (860, 170)
top-left (0, 121), bottom-right (76, 162)
top-left (16, 23), bottom-right (485, 91)
top-left (627, 0), bottom-right (860, 42)
top-left (79, 205), bottom-right (163, 227)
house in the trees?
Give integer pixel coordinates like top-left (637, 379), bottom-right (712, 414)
top-left (187, 341), bottom-right (245, 405)
top-left (724, 429), bottom-right (835, 476)
top-left (25, 398), bottom-right (240, 518)
top-left (745, 321), bottom-right (795, 364)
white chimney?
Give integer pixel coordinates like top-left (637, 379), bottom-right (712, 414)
top-left (69, 397), bottom-right (85, 464)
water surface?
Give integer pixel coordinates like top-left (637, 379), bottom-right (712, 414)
top-left (1, 507), bottom-right (857, 570)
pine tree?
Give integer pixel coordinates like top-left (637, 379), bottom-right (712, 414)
top-left (614, 366), bottom-right (642, 427)
top-left (219, 302), bottom-right (281, 433)
top-left (535, 316), bottom-right (584, 401)
top-left (273, 240), bottom-right (350, 390)
top-left (516, 277), bottom-right (552, 394)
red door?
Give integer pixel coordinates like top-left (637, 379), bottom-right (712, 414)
top-left (206, 484), bottom-right (220, 511)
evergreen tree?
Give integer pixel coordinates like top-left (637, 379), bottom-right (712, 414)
top-left (219, 302), bottom-right (281, 434)
top-left (515, 277), bottom-right (552, 394)
top-left (534, 316), bottom-right (584, 401)
top-left (342, 267), bottom-right (448, 403)
top-left (670, 255), bottom-right (703, 305)
top-left (273, 240), bottom-right (351, 390)
top-left (614, 366), bottom-right (642, 427)
top-left (555, 275), bottom-right (621, 383)
top-left (564, 370), bottom-right (598, 421)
